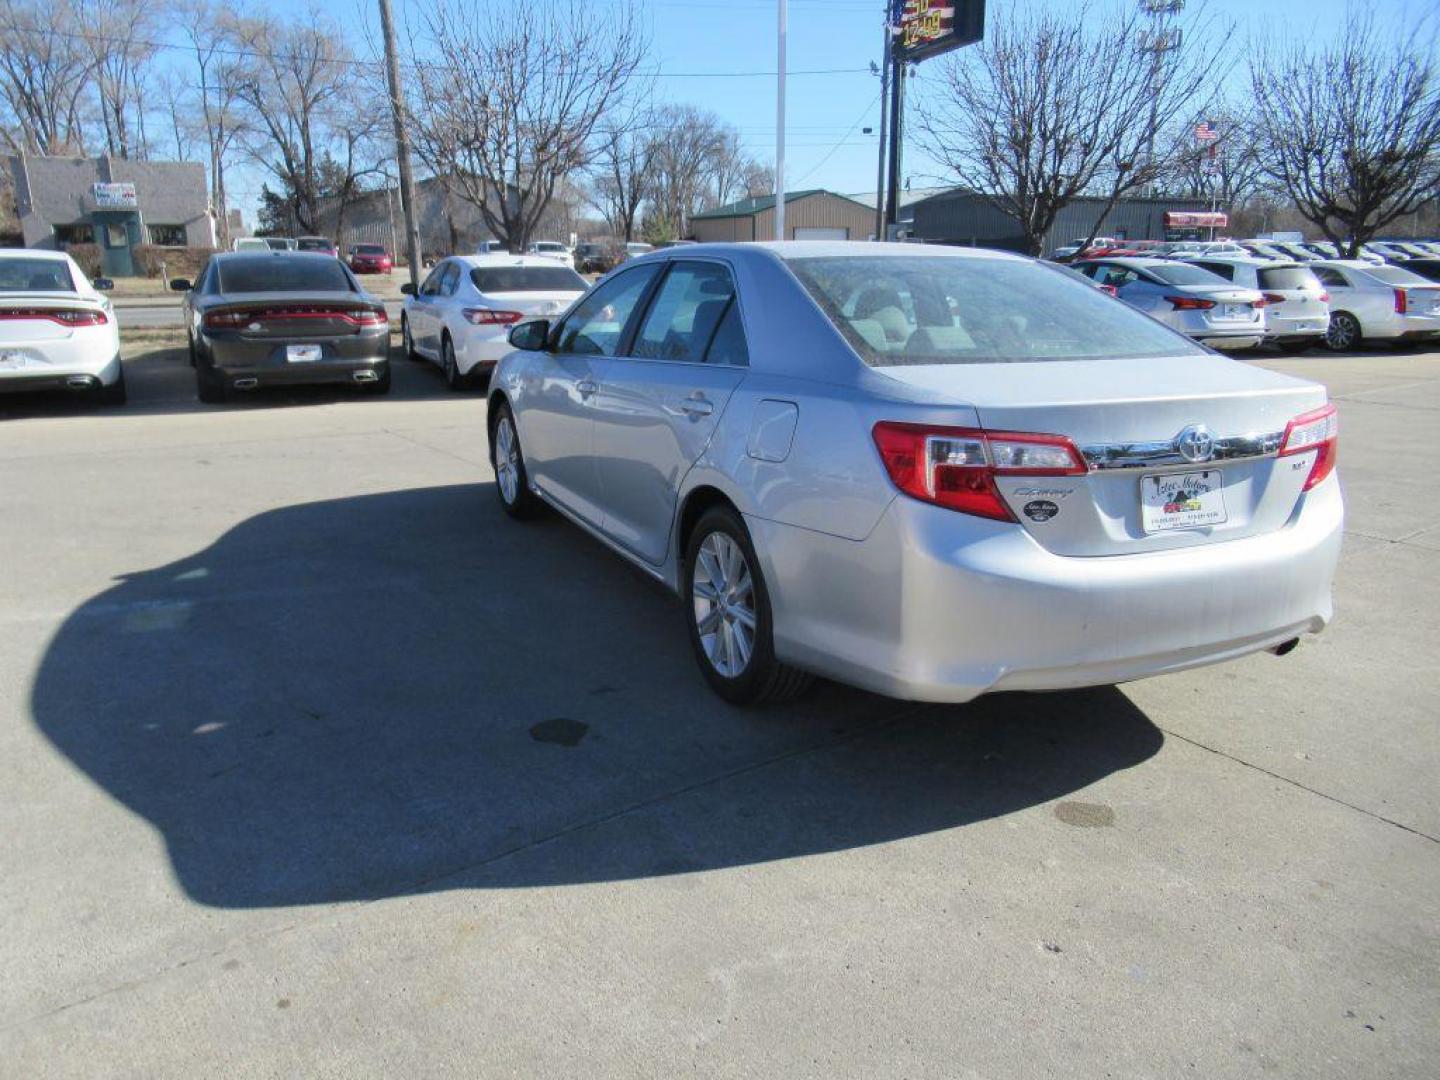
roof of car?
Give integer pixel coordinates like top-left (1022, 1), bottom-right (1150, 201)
top-left (1181, 255), bottom-right (1293, 266)
top-left (624, 241), bottom-right (1024, 264)
top-left (0, 247), bottom-right (71, 262)
top-left (1311, 259), bottom-right (1376, 270)
top-left (451, 254), bottom-right (576, 269)
top-left (213, 250), bottom-right (341, 262)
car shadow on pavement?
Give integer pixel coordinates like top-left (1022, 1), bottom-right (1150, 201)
top-left (30, 484), bottom-right (1163, 908)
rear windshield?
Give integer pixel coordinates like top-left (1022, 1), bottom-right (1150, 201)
top-left (471, 266), bottom-right (587, 293)
top-left (1257, 265), bottom-right (1322, 290)
top-left (1363, 265), bottom-right (1431, 286)
top-left (785, 255), bottom-right (1203, 366)
top-left (355, 245), bottom-right (386, 255)
top-left (217, 257), bottom-right (355, 294)
top-left (0, 257), bottom-right (76, 292)
top-left (1146, 263), bottom-right (1229, 286)
top-left (296, 238), bottom-right (333, 251)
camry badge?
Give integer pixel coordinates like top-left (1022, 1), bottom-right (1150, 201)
top-left (1176, 424), bottom-right (1215, 463)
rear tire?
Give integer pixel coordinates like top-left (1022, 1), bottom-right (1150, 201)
top-left (491, 402), bottom-right (543, 519)
top-left (196, 365), bottom-right (227, 404)
top-left (401, 316), bottom-right (423, 361)
top-left (442, 334), bottom-right (466, 391)
top-left (98, 366), bottom-right (127, 405)
top-left (684, 505), bottom-right (813, 706)
top-left (1325, 312), bottom-right (1361, 352)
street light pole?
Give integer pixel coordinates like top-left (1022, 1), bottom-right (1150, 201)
top-left (378, 0), bottom-right (422, 290)
top-left (775, 0), bottom-right (787, 241)
top-left (873, 16), bottom-right (891, 241)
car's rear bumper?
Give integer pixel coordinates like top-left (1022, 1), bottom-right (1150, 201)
top-left (0, 351), bottom-right (122, 392)
top-left (751, 477), bottom-right (1343, 704)
top-left (201, 331), bottom-right (389, 388)
top-left (456, 331), bottom-right (511, 374)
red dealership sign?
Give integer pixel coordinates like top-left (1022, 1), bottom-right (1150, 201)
top-left (1164, 211), bottom-right (1229, 228)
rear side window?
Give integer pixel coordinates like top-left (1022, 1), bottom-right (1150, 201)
top-left (632, 262), bottom-right (738, 363)
top-left (1147, 263), bottom-right (1228, 286)
top-left (1195, 262), bottom-right (1235, 280)
top-left (0, 257), bottom-right (76, 292)
top-left (1257, 266), bottom-right (1322, 291)
top-left (216, 257), bottom-right (355, 294)
top-left (704, 302), bottom-right (749, 367)
top-left (1312, 267), bottom-right (1348, 288)
top-left (785, 255), bottom-right (1204, 366)
top-left (471, 266), bottom-right (586, 293)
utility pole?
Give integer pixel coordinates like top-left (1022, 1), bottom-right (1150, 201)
top-left (882, 59), bottom-right (905, 240)
top-left (872, 20), bottom-right (891, 241)
top-left (775, 0), bottom-right (787, 241)
top-left (378, 0), bottom-right (422, 289)
top-left (1138, 0), bottom-right (1184, 199)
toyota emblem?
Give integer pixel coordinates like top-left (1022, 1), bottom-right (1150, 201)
top-left (1176, 424), bottom-right (1215, 463)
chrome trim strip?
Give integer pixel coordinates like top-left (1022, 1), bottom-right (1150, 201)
top-left (1080, 431), bottom-right (1284, 471)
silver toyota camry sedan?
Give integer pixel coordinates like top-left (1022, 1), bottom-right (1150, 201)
top-left (487, 243), bottom-right (1342, 706)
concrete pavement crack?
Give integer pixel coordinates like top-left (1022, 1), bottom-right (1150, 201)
top-left (1157, 726), bottom-right (1439, 846)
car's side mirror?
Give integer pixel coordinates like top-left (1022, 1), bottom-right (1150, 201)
top-left (399, 282), bottom-right (415, 296)
top-left (508, 319), bottom-right (551, 351)
top-left (92, 277), bottom-right (114, 291)
top-left (169, 277), bottom-right (193, 292)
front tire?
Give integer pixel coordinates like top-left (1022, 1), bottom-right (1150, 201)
top-left (1326, 312), bottom-right (1361, 352)
top-left (491, 402), bottom-right (543, 519)
top-left (684, 505), bottom-right (813, 706)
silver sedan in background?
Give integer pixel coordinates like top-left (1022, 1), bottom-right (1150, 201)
top-left (1074, 256), bottom-right (1267, 350)
top-left (487, 243), bottom-right (1342, 705)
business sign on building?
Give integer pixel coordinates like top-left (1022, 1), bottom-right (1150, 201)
top-left (890, 0), bottom-right (985, 62)
top-left (1164, 210), bottom-right (1229, 228)
top-left (92, 182), bottom-right (138, 209)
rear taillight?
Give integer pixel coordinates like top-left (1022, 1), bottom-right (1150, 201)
top-left (204, 305), bottom-right (387, 329)
top-left (1279, 404), bottom-right (1339, 492)
top-left (0, 307), bottom-right (108, 326)
top-left (1318, 291), bottom-right (1330, 302)
top-left (462, 308), bottom-right (523, 325)
top-left (872, 422), bottom-right (1087, 522)
top-left (1262, 292), bottom-right (1287, 305)
top-left (1394, 288), bottom-right (1408, 314)
top-left (1166, 295), bottom-right (1216, 311)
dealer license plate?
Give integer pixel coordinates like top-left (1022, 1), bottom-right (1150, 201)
top-left (1141, 470), bottom-right (1228, 533)
top-left (1221, 304), bottom-right (1247, 320)
top-left (286, 344), bottom-right (322, 363)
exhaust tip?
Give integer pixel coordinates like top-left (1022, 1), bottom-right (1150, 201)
top-left (232, 377), bottom-right (259, 390)
top-left (352, 369), bottom-right (378, 383)
top-left (1270, 637), bottom-right (1300, 657)
top-left (66, 375), bottom-right (97, 390)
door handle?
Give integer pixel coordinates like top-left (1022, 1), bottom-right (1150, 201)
top-left (680, 395), bottom-right (713, 417)
top-left (576, 379), bottom-right (598, 397)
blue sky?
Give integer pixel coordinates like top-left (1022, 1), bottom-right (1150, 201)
top-left (226, 0), bottom-right (1407, 214)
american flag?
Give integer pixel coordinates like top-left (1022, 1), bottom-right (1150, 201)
top-left (1195, 121), bottom-right (1220, 143)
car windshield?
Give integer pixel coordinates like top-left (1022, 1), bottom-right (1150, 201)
top-left (217, 257), bottom-right (355, 293)
top-left (0, 257), bottom-right (76, 292)
top-left (1362, 265), bottom-right (1431, 286)
top-left (785, 255), bottom-right (1203, 366)
top-left (533, 243), bottom-right (564, 252)
top-left (471, 266), bottom-right (587, 293)
top-left (355, 245), bottom-right (386, 255)
top-left (297, 239), bottom-right (332, 251)
top-left (1147, 263), bottom-right (1229, 286)
top-left (1257, 265), bottom-right (1322, 290)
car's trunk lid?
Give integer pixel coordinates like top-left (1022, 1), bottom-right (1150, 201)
top-left (207, 292), bottom-right (384, 338)
top-left (480, 290), bottom-right (582, 320)
top-left (871, 353), bottom-right (1329, 556)
top-left (0, 293), bottom-right (106, 342)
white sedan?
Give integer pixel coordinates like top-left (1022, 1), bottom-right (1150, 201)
top-left (0, 249), bottom-right (125, 404)
top-left (1310, 260), bottom-right (1440, 350)
top-left (400, 255), bottom-right (588, 389)
top-left (526, 241), bottom-right (576, 270)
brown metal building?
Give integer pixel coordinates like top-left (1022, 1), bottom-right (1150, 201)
top-left (689, 189), bottom-right (875, 243)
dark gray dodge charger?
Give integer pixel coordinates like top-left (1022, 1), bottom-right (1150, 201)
top-left (177, 252), bottom-right (390, 402)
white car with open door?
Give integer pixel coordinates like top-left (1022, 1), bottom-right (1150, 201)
top-left (400, 254), bottom-right (589, 390)
top-left (0, 249), bottom-right (124, 404)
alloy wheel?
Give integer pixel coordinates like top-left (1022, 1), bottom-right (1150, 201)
top-left (1327, 313), bottom-right (1358, 351)
top-left (691, 531), bottom-right (757, 678)
top-left (494, 415), bottom-right (519, 505)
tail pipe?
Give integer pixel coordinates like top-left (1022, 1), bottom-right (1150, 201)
top-left (232, 377), bottom-right (259, 390)
top-left (65, 375), bottom-right (97, 390)
top-left (352, 369), bottom-right (379, 383)
top-left (1269, 637), bottom-right (1300, 657)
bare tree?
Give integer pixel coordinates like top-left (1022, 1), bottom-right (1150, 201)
top-left (233, 8), bottom-right (351, 233)
top-left (914, 2), bottom-right (1225, 255)
top-left (645, 105), bottom-right (731, 239)
top-left (414, 0), bottom-right (646, 251)
top-left (1250, 11), bottom-right (1440, 257)
top-left (0, 0), bottom-right (94, 154)
top-left (588, 122), bottom-right (656, 241)
top-left (180, 3), bottom-right (250, 248)
top-left (84, 0), bottom-right (161, 159)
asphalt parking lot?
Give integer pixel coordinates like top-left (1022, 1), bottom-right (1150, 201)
top-left (2, 338), bottom-right (1437, 1078)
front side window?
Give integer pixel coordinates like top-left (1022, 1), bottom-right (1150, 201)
top-left (420, 265), bottom-right (446, 296)
top-left (555, 265), bottom-right (660, 356)
top-left (632, 262), bottom-right (737, 363)
top-left (439, 263), bottom-right (461, 296)
top-left (786, 255), bottom-right (1204, 366)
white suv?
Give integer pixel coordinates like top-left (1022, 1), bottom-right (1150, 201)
top-left (1188, 257), bottom-right (1331, 353)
